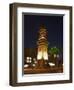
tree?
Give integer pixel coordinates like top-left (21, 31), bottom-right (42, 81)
top-left (49, 46), bottom-right (60, 55)
top-left (48, 46), bottom-right (61, 66)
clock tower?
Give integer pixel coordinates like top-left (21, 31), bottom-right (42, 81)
top-left (37, 25), bottom-right (48, 68)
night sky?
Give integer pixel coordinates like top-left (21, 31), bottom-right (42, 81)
top-left (23, 14), bottom-right (63, 50)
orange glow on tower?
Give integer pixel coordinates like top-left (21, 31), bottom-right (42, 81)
top-left (37, 25), bottom-right (48, 61)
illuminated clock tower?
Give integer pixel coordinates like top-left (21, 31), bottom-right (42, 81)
top-left (37, 25), bottom-right (48, 68)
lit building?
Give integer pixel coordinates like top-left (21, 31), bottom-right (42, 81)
top-left (24, 25), bottom-right (63, 74)
top-left (37, 25), bottom-right (49, 68)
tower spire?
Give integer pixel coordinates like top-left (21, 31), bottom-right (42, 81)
top-left (37, 24), bottom-right (48, 68)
